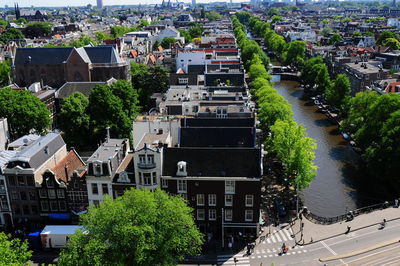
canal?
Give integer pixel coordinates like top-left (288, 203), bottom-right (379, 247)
top-left (273, 81), bottom-right (362, 217)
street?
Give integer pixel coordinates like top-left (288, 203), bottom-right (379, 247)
top-left (204, 217), bottom-right (400, 266)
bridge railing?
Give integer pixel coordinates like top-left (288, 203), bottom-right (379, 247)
top-left (303, 200), bottom-right (396, 225)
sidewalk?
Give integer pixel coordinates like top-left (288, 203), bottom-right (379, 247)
top-left (290, 206), bottom-right (400, 245)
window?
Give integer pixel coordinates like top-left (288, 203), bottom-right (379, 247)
top-left (8, 176), bottom-right (16, 186)
top-left (245, 195), bottom-right (254, 207)
top-left (225, 181), bottom-right (235, 194)
top-left (197, 209), bottom-right (205, 220)
top-left (41, 201), bottom-right (49, 211)
top-left (11, 191), bottom-right (19, 200)
top-left (14, 205), bottom-right (21, 215)
top-left (18, 176), bottom-right (25, 186)
top-left (143, 173), bottom-right (151, 185)
top-left (91, 184), bottom-right (98, 195)
top-left (152, 172), bottom-right (157, 185)
top-left (161, 178), bottom-right (168, 188)
top-left (102, 184), bottom-right (108, 195)
top-left (50, 200), bottom-right (58, 211)
top-left (57, 189), bottom-right (65, 199)
top-left (225, 195), bottom-right (233, 206)
top-left (178, 77), bottom-right (189, 84)
top-left (27, 177), bottom-right (34, 186)
top-left (94, 163), bottom-right (102, 175)
top-left (46, 178), bottom-right (54, 188)
top-left (197, 194), bottom-right (205, 206)
top-left (365, 74), bottom-right (369, 80)
top-left (73, 181), bottom-right (79, 189)
top-left (48, 189), bottom-right (56, 199)
top-left (208, 194), bottom-right (216, 206)
top-left (245, 210), bottom-right (253, 221)
top-left (23, 205), bottom-right (30, 215)
top-left (225, 209), bottom-right (233, 221)
top-left (59, 201), bottom-right (67, 211)
top-left (39, 189), bottom-right (47, 198)
top-left (20, 191), bottom-right (27, 200)
top-left (29, 191), bottom-right (36, 200)
top-left (93, 200), bottom-right (100, 206)
top-left (177, 180), bottom-right (187, 193)
top-left (147, 155), bottom-right (154, 164)
top-left (139, 155), bottom-right (146, 164)
top-left (31, 205), bottom-right (38, 215)
top-left (139, 172), bottom-right (143, 185)
top-left (209, 209), bottom-right (216, 220)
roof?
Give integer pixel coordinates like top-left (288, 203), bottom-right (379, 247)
top-left (56, 79), bottom-right (116, 98)
top-left (8, 133), bottom-right (66, 169)
top-left (14, 46), bottom-right (124, 66)
top-left (87, 139), bottom-right (126, 163)
top-left (8, 134), bottom-right (40, 150)
top-left (51, 149), bottom-right (85, 183)
top-left (41, 225), bottom-right (85, 235)
top-left (162, 147), bottom-right (261, 178)
top-left (0, 150), bottom-right (17, 172)
top-left (136, 132), bottom-right (169, 150)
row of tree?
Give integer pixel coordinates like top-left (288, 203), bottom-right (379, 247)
top-left (232, 14), bottom-right (317, 190)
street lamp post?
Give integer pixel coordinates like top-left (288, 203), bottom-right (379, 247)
top-left (221, 208), bottom-right (224, 249)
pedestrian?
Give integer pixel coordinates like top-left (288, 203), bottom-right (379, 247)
top-left (346, 226), bottom-right (351, 234)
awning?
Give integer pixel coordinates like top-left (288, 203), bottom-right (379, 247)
top-left (48, 213), bottom-right (71, 220)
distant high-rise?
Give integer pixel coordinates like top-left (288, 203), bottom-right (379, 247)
top-left (97, 0), bottom-right (103, 9)
top-left (192, 0), bottom-right (196, 6)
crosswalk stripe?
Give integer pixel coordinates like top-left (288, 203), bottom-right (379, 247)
top-left (278, 230), bottom-right (287, 241)
top-left (267, 238), bottom-right (271, 243)
top-left (274, 231), bottom-right (282, 242)
top-left (284, 229), bottom-right (293, 239)
top-left (270, 234), bottom-right (276, 242)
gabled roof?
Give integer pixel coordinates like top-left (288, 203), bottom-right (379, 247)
top-left (162, 147), bottom-right (261, 178)
top-left (51, 149), bottom-right (85, 183)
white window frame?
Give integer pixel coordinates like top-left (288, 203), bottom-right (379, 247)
top-left (208, 194), bottom-right (216, 206)
top-left (245, 210), bottom-right (253, 221)
top-left (209, 209), bottom-right (216, 220)
top-left (177, 180), bottom-right (187, 193)
top-left (197, 209), bottom-right (205, 220)
top-left (225, 181), bottom-right (235, 194)
top-left (91, 183), bottom-right (98, 195)
top-left (225, 194), bottom-right (233, 206)
top-left (225, 209), bottom-right (233, 221)
top-left (143, 173), bottom-right (151, 185)
top-left (196, 194), bottom-right (205, 206)
top-left (245, 195), bottom-right (254, 207)
top-left (161, 178), bottom-right (168, 188)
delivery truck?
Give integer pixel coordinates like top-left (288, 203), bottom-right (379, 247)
top-left (40, 225), bottom-right (84, 248)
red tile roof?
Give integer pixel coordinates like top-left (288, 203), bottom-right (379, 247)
top-left (51, 149), bottom-right (85, 183)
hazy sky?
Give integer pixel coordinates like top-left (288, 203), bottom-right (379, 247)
top-left (5, 0), bottom-right (235, 7)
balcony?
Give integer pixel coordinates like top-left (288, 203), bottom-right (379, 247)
top-left (137, 162), bottom-right (156, 169)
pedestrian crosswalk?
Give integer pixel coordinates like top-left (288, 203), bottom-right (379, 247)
top-left (217, 253), bottom-right (250, 266)
top-left (250, 245), bottom-right (308, 259)
top-left (260, 228), bottom-right (294, 244)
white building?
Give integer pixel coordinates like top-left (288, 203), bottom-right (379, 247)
top-left (0, 150), bottom-right (16, 230)
top-left (286, 31), bottom-right (317, 43)
top-left (356, 36), bottom-right (375, 48)
top-left (0, 118), bottom-right (9, 151)
top-left (85, 138), bottom-right (130, 205)
top-left (388, 18), bottom-right (400, 28)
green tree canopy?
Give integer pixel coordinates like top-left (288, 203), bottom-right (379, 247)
top-left (0, 28), bottom-right (25, 44)
top-left (268, 119), bottom-right (317, 190)
top-left (58, 92), bottom-right (90, 149)
top-left (376, 30), bottom-right (399, 45)
top-left (326, 74), bottom-right (351, 109)
top-left (0, 60), bottom-right (11, 87)
top-left (282, 40), bottom-right (306, 67)
top-left (205, 11), bottom-right (221, 21)
top-left (329, 33), bottom-right (344, 45)
top-left (108, 80), bottom-right (140, 120)
top-left (382, 38), bottom-right (400, 50)
top-left (320, 27), bottom-right (333, 37)
top-left (0, 87), bottom-right (51, 138)
top-left (313, 64), bottom-right (331, 94)
top-left (271, 15), bottom-right (283, 23)
top-left (152, 40), bottom-right (161, 50)
top-left (301, 56), bottom-right (324, 88)
top-left (58, 188), bottom-right (203, 266)
top-left (23, 22), bottom-right (52, 38)
top-left (160, 37), bottom-right (176, 49)
top-left (178, 29), bottom-right (192, 43)
top-left (0, 232), bottom-right (32, 265)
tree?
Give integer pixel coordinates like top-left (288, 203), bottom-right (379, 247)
top-left (382, 38), bottom-right (400, 50)
top-left (376, 30), bottom-right (399, 45)
top-left (108, 80), bottom-right (140, 119)
top-left (0, 60), bottom-right (11, 87)
top-left (178, 29), bottom-right (192, 43)
top-left (152, 40), bottom-right (161, 51)
top-left (271, 15), bottom-right (282, 24)
top-left (282, 40), bottom-right (306, 66)
top-left (320, 27), bottom-right (333, 37)
top-left (325, 74), bottom-right (351, 109)
top-left (329, 33), bottom-right (344, 45)
top-left (58, 188), bottom-right (203, 266)
top-left (205, 11), bottom-right (221, 21)
top-left (0, 28), bottom-right (25, 44)
top-left (58, 92), bottom-right (90, 149)
top-left (301, 56), bottom-right (324, 88)
top-left (23, 22), bottom-right (52, 38)
top-left (160, 37), bottom-right (176, 49)
top-left (188, 24), bottom-right (203, 39)
top-left (0, 232), bottom-right (32, 265)
top-left (0, 87), bottom-right (51, 138)
top-left (313, 64), bottom-right (331, 94)
top-left (268, 119), bottom-right (317, 190)
top-left (267, 7), bottom-right (280, 17)
top-left (88, 85), bottom-right (132, 141)
top-left (130, 63), bottom-right (169, 111)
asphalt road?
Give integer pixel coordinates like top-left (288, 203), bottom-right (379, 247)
top-left (207, 218), bottom-right (400, 266)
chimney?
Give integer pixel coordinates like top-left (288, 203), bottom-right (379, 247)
top-left (106, 127), bottom-right (110, 142)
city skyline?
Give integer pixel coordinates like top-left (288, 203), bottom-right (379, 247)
top-left (4, 0), bottom-right (246, 8)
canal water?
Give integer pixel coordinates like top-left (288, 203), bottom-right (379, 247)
top-left (273, 81), bottom-right (362, 217)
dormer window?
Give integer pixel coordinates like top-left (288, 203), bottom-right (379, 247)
top-left (94, 162), bottom-right (102, 176)
top-left (46, 178), bottom-right (54, 188)
top-left (176, 161), bottom-right (187, 177)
